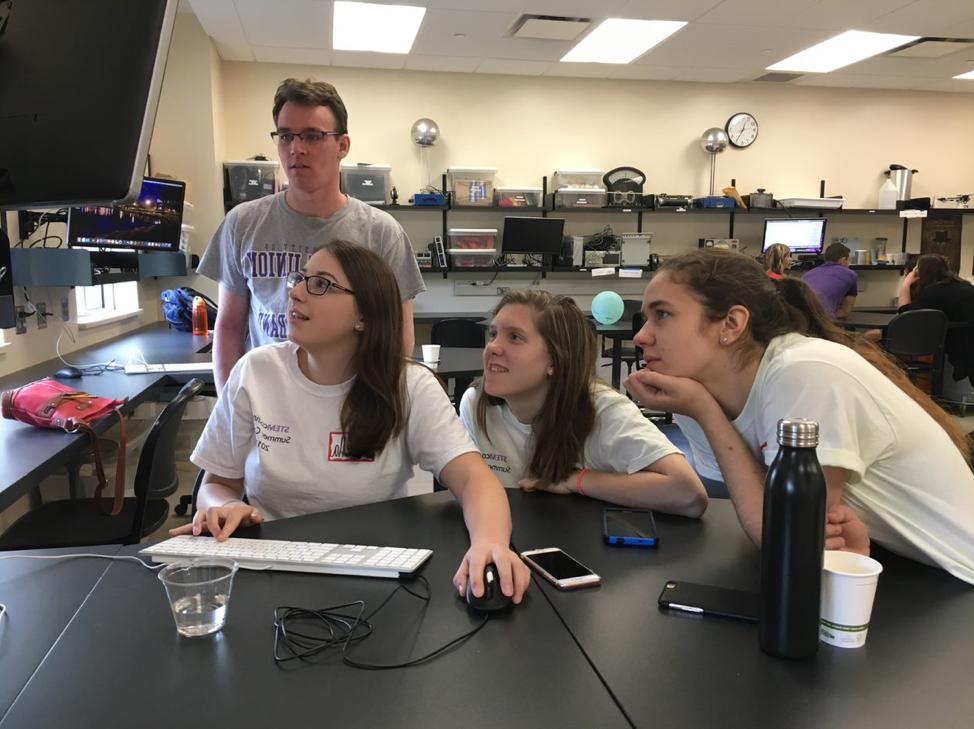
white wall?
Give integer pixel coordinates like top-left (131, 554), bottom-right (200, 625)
top-left (214, 62), bottom-right (974, 310)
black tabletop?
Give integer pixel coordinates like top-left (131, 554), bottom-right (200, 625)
top-left (508, 491), bottom-right (974, 729)
top-left (0, 544), bottom-right (122, 714)
top-left (0, 493), bottom-right (629, 729)
top-left (843, 311), bottom-right (895, 330)
top-left (0, 323), bottom-right (210, 511)
top-left (410, 347), bottom-right (484, 379)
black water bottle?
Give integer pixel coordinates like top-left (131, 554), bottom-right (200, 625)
top-left (759, 418), bottom-right (826, 659)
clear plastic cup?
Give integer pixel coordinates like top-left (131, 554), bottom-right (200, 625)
top-left (819, 550), bottom-right (883, 649)
top-left (158, 558), bottom-right (238, 637)
top-left (422, 344), bottom-right (441, 363)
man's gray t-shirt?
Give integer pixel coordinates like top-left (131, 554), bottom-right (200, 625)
top-left (197, 193), bottom-right (425, 348)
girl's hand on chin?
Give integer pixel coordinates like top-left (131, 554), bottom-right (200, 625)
top-left (624, 369), bottom-right (717, 421)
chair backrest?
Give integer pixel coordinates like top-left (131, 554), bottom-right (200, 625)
top-left (886, 309), bottom-right (949, 357)
top-left (431, 318), bottom-right (485, 348)
top-left (621, 299), bottom-right (642, 321)
top-left (128, 378), bottom-right (204, 542)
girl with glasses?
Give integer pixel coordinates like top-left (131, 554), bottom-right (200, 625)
top-left (625, 249), bottom-right (974, 584)
top-left (173, 240), bottom-right (530, 604)
top-left (459, 290), bottom-right (708, 517)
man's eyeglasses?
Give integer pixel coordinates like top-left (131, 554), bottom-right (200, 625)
top-left (286, 271), bottom-right (355, 297)
top-left (270, 130), bottom-right (343, 146)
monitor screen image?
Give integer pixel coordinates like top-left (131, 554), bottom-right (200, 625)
top-left (501, 216), bottom-right (566, 255)
top-left (762, 218), bottom-right (828, 255)
top-left (67, 177), bottom-right (186, 252)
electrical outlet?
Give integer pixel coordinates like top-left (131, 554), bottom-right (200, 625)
top-left (497, 286), bottom-right (510, 295)
top-left (61, 296), bottom-right (70, 321)
top-left (36, 301), bottom-right (47, 329)
top-left (14, 305), bottom-right (27, 334)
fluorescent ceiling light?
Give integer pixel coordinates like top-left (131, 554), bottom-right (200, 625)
top-left (561, 18), bottom-right (686, 64)
top-left (333, 1), bottom-right (426, 54)
top-left (767, 30), bottom-right (919, 73)
top-left (954, 70), bottom-right (974, 79)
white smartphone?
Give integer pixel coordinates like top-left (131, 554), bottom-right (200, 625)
top-left (520, 548), bottom-right (601, 590)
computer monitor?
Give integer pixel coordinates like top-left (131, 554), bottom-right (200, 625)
top-left (67, 177), bottom-right (186, 252)
top-left (762, 218), bottom-right (828, 256)
top-left (0, 0), bottom-right (177, 209)
top-left (501, 217), bottom-right (566, 255)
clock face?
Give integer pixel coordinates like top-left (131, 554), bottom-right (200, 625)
top-left (725, 112), bottom-right (758, 148)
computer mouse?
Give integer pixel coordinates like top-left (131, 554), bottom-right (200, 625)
top-left (465, 563), bottom-right (512, 613)
top-left (53, 366), bottom-right (83, 379)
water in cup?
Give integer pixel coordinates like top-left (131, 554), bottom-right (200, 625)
top-left (170, 593), bottom-right (229, 637)
top-left (158, 558), bottom-right (238, 638)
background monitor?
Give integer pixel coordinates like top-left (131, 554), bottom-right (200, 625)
top-left (502, 216), bottom-right (566, 255)
top-left (0, 0), bottom-right (177, 209)
top-left (67, 177), bottom-right (186, 252)
top-left (762, 218), bottom-right (828, 255)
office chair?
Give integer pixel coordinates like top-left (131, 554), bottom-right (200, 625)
top-left (0, 378), bottom-right (205, 550)
top-left (883, 309), bottom-right (948, 397)
top-left (431, 318), bottom-right (485, 405)
top-left (599, 299), bottom-right (643, 376)
top-left (174, 381), bottom-right (218, 516)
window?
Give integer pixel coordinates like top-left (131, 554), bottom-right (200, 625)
top-left (75, 281), bottom-right (141, 327)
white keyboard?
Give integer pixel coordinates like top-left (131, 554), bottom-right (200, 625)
top-left (124, 362), bottom-right (214, 374)
top-left (140, 535), bottom-right (433, 579)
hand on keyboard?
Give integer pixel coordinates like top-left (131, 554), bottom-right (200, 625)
top-left (169, 501), bottom-right (264, 542)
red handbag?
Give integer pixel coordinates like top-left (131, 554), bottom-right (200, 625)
top-left (1, 379), bottom-right (127, 515)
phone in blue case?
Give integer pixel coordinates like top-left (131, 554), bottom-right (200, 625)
top-left (603, 508), bottom-right (658, 548)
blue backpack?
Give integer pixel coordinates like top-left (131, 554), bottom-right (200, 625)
top-left (160, 287), bottom-right (218, 332)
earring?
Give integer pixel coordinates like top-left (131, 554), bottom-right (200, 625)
top-left (720, 336), bottom-right (727, 344)
top-left (547, 368), bottom-right (553, 376)
top-left (354, 322), bottom-right (364, 331)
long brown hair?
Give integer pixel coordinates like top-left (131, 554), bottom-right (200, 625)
top-left (763, 243), bottom-right (791, 276)
top-left (315, 240), bottom-right (406, 458)
top-left (475, 290), bottom-right (598, 488)
top-left (912, 253), bottom-right (972, 299)
top-left (661, 249), bottom-right (970, 459)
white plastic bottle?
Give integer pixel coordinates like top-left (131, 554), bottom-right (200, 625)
top-left (878, 176), bottom-right (898, 209)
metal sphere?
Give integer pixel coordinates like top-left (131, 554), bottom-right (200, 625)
top-left (410, 118), bottom-right (440, 147)
top-left (701, 127), bottom-right (729, 154)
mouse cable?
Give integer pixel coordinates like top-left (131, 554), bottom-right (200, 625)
top-left (273, 574), bottom-right (489, 671)
top-left (54, 323), bottom-right (123, 374)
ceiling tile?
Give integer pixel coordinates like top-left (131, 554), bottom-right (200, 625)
top-left (214, 40), bottom-right (255, 61)
top-left (867, 0), bottom-right (974, 36)
top-left (607, 64), bottom-right (681, 80)
top-left (429, 0), bottom-right (627, 15)
top-left (543, 62), bottom-right (612, 78)
top-left (252, 45), bottom-right (333, 65)
top-left (671, 66), bottom-right (753, 82)
top-left (696, 0), bottom-right (916, 30)
top-left (234, 0), bottom-right (330, 49)
top-left (405, 55), bottom-right (481, 72)
top-left (475, 58), bottom-right (551, 76)
top-left (331, 50), bottom-right (408, 70)
top-left (792, 72), bottom-right (917, 90)
top-left (618, 0), bottom-right (725, 22)
top-left (411, 9), bottom-right (522, 57)
top-left (188, 0), bottom-right (249, 46)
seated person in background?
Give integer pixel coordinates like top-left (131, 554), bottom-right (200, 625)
top-left (802, 242), bottom-right (858, 320)
top-left (899, 253), bottom-right (974, 389)
top-left (762, 243), bottom-right (792, 280)
top-left (459, 290), bottom-right (708, 517)
top-left (625, 249), bottom-right (974, 584)
top-left (173, 240), bottom-right (530, 604)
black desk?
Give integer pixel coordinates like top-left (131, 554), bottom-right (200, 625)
top-left (0, 545), bottom-right (122, 714)
top-left (510, 492), bottom-right (974, 729)
top-left (0, 323), bottom-right (210, 512)
top-left (411, 346), bottom-right (484, 379)
top-left (0, 494), bottom-right (629, 729)
top-left (843, 311), bottom-right (895, 331)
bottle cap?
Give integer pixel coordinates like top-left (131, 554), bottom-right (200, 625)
top-left (776, 418), bottom-right (819, 448)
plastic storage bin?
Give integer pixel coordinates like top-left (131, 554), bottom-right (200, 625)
top-left (554, 188), bottom-right (607, 209)
top-left (552, 169), bottom-right (606, 191)
top-left (448, 167), bottom-right (496, 207)
top-left (495, 187), bottom-right (542, 208)
top-left (341, 164), bottom-right (391, 205)
top-left (447, 228), bottom-right (498, 267)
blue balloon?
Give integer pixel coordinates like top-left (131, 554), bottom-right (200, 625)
top-left (592, 291), bottom-right (625, 325)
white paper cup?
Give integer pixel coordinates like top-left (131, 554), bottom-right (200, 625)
top-left (422, 344), bottom-right (441, 363)
top-left (819, 550), bottom-right (883, 648)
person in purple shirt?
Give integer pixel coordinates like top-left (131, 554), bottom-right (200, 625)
top-left (802, 242), bottom-right (858, 320)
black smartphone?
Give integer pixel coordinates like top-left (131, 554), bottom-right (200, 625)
top-left (603, 508), bottom-right (658, 547)
top-left (657, 580), bottom-right (759, 622)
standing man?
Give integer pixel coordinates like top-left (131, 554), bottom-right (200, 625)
top-left (198, 78), bottom-right (425, 391)
top-left (802, 242), bottom-right (858, 320)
